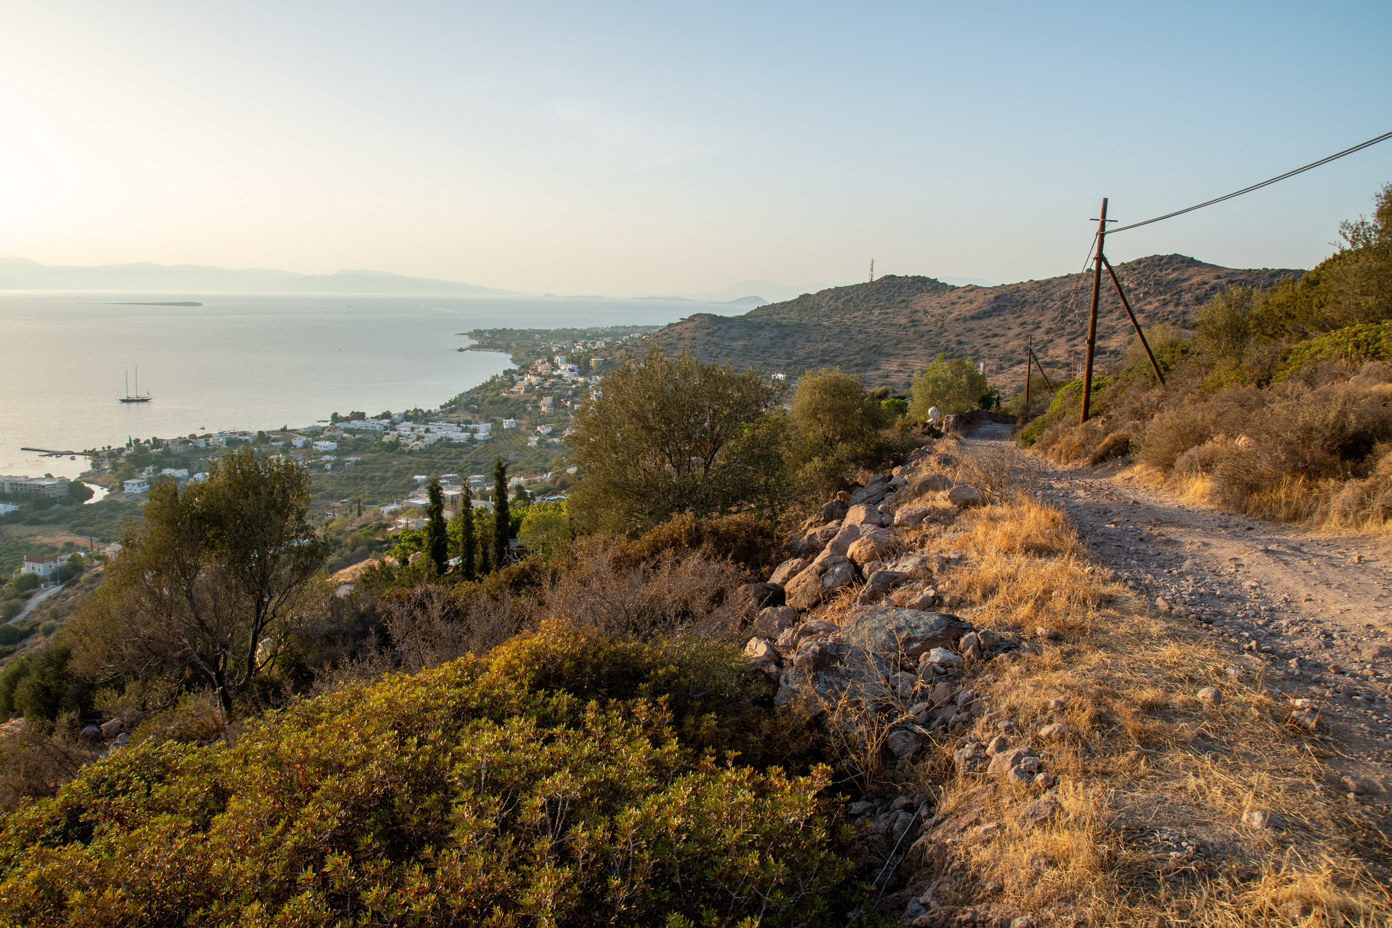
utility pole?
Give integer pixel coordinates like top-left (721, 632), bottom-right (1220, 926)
top-left (1081, 198), bottom-right (1110, 424)
top-left (869, 259), bottom-right (875, 283)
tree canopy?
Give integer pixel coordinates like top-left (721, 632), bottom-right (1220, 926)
top-left (567, 349), bottom-right (786, 535)
top-left (908, 355), bottom-right (990, 419)
top-left (70, 448), bottom-right (327, 722)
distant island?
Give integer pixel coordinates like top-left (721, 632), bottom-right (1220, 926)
top-left (113, 301), bottom-right (203, 307)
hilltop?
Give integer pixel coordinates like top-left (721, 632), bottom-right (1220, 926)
top-left (622, 255), bottom-right (1302, 391)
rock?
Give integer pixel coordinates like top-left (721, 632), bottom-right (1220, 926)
top-left (80, 725), bottom-right (103, 744)
top-left (896, 588), bottom-right (939, 611)
top-left (820, 499), bottom-right (850, 524)
top-left (1033, 772), bottom-right (1056, 789)
top-left (886, 729), bottom-right (924, 759)
top-left (954, 741), bottom-right (987, 775)
top-left (890, 671), bottom-right (918, 699)
top-left (987, 735), bottom-right (1010, 755)
top-left (856, 569), bottom-right (910, 605)
top-left (823, 523), bottom-right (864, 558)
top-left (892, 553), bottom-right (942, 580)
top-left (846, 800), bottom-right (876, 817)
top-left (774, 619), bottom-right (840, 655)
top-left (847, 529), bottom-right (896, 566)
top-left (849, 475), bottom-right (895, 506)
top-left (1197, 686), bottom-right (1223, 707)
top-left (804, 522), bottom-right (842, 551)
top-left (774, 637), bottom-right (890, 711)
top-left (958, 631), bottom-right (983, 662)
top-left (1038, 722), bottom-right (1075, 742)
top-left (1010, 919), bottom-right (1037, 928)
top-left (987, 747), bottom-right (1038, 780)
top-left (785, 554), bottom-right (856, 610)
top-left (1006, 766), bottom-right (1034, 788)
top-left (921, 647), bottom-right (962, 668)
top-left (752, 605), bottom-right (798, 639)
top-left (912, 474), bottom-right (953, 496)
top-left (1155, 596), bottom-right (1173, 614)
top-left (99, 718), bottom-right (124, 740)
top-left (844, 503), bottom-right (890, 527)
top-left (1035, 626), bottom-right (1060, 641)
top-left (1340, 775), bottom-right (1378, 796)
top-left (947, 484), bottom-right (984, 508)
top-left (929, 681), bottom-right (956, 707)
top-left (737, 582), bottom-right (784, 611)
top-left (1019, 798), bottom-right (1060, 828)
top-left (841, 606), bottom-right (972, 661)
top-left (1241, 808), bottom-right (1279, 830)
top-left (744, 637), bottom-right (776, 661)
top-left (769, 557), bottom-right (809, 586)
top-left (894, 505), bottom-right (934, 528)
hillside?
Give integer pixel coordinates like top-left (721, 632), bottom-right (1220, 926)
top-left (623, 255), bottom-right (1302, 392)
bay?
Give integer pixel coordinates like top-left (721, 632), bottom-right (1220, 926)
top-left (0, 291), bottom-right (732, 480)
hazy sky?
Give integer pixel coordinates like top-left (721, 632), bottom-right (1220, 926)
top-left (2, 0), bottom-right (1389, 295)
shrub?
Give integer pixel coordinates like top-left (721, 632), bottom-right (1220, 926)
top-left (0, 623), bottom-right (853, 927)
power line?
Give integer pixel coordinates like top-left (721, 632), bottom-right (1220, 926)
top-left (1108, 129), bottom-right (1392, 235)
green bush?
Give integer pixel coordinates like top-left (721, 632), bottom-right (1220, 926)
top-left (0, 622), bottom-right (852, 927)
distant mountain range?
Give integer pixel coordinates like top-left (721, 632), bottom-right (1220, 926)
top-left (614, 255), bottom-right (1304, 393)
top-left (0, 258), bottom-right (513, 295)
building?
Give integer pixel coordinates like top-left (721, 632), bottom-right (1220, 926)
top-left (123, 477), bottom-right (150, 495)
top-left (0, 475), bottom-right (70, 499)
top-left (20, 555), bottom-right (65, 580)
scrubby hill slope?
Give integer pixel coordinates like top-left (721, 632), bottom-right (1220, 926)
top-left (629, 255), bottom-right (1301, 391)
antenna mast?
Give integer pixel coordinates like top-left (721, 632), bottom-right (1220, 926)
top-left (869, 259), bottom-right (874, 283)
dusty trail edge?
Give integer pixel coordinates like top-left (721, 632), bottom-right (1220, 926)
top-left (967, 420), bottom-right (1392, 800)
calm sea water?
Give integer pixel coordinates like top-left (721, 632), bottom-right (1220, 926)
top-left (0, 291), bottom-right (732, 480)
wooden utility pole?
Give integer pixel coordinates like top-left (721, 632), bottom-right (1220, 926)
top-left (1081, 198), bottom-right (1109, 423)
top-left (1025, 336), bottom-right (1032, 410)
top-left (1104, 256), bottom-right (1166, 387)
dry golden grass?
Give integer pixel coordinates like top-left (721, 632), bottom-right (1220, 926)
top-left (902, 444), bottom-right (1390, 926)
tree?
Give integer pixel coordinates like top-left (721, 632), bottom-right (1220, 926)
top-left (493, 460), bottom-right (511, 567)
top-left (567, 349), bottom-right (787, 535)
top-left (908, 356), bottom-right (990, 419)
top-left (70, 448), bottom-right (327, 724)
top-left (424, 479), bottom-right (448, 576)
top-left (787, 368), bottom-right (899, 497)
top-left (1195, 285), bottom-right (1255, 363)
top-left (518, 504), bottom-right (570, 560)
top-left (457, 484), bottom-right (476, 581)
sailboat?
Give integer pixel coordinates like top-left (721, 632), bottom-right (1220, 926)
top-left (119, 367), bottom-right (152, 403)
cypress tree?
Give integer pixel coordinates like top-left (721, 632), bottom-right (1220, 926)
top-left (493, 459), bottom-right (510, 567)
top-left (458, 484), bottom-right (476, 581)
top-left (425, 479), bottom-right (448, 576)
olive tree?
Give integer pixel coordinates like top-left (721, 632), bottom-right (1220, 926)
top-left (71, 448), bottom-right (327, 723)
top-left (567, 349), bottom-right (788, 535)
top-left (909, 355), bottom-right (990, 419)
top-left (788, 368), bottom-right (901, 497)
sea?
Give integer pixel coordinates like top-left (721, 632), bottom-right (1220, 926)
top-left (0, 291), bottom-right (737, 481)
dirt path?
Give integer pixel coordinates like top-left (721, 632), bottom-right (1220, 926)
top-left (965, 422), bottom-right (1392, 804)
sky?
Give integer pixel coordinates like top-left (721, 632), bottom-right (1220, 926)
top-left (1, 0), bottom-right (1389, 296)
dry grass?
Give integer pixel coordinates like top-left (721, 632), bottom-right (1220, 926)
top-left (901, 444), bottom-right (1390, 926)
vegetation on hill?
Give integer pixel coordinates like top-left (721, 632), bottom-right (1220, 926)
top-left (1019, 183), bottom-right (1392, 531)
top-left (622, 257), bottom-right (1301, 393)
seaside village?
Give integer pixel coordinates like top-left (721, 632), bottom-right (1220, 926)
top-left (4, 349), bottom-right (601, 587)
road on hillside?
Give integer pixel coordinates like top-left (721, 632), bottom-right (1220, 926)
top-left (963, 421), bottom-right (1392, 805)
top-left (8, 585), bottom-right (62, 625)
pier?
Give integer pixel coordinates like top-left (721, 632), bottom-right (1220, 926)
top-left (20, 447), bottom-right (96, 458)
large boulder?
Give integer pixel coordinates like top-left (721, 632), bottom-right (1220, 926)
top-left (947, 484), bottom-right (984, 508)
top-left (774, 636), bottom-right (890, 710)
top-left (752, 605), bottom-right (798, 639)
top-left (849, 475), bottom-right (896, 506)
top-left (841, 606), bottom-right (973, 662)
top-left (856, 569), bottom-right (910, 605)
top-left (846, 528), bottom-right (897, 566)
top-left (820, 498), bottom-right (850, 524)
top-left (912, 474), bottom-right (954, 496)
top-left (893, 505), bottom-right (933, 528)
top-left (823, 523), bottom-right (863, 558)
top-left (768, 557), bottom-right (808, 586)
top-left (844, 503), bottom-right (889, 528)
top-left (736, 582), bottom-right (784, 611)
top-left (785, 555), bottom-right (856, 610)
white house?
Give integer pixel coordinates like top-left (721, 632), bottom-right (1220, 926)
top-left (123, 477), bottom-right (150, 495)
top-left (312, 440), bottom-right (338, 452)
top-left (20, 555), bottom-right (65, 580)
top-left (502, 419), bottom-right (518, 429)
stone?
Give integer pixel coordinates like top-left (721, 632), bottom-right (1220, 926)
top-left (785, 554), bottom-right (856, 611)
top-left (912, 473), bottom-right (953, 496)
top-left (1006, 766), bottom-right (1034, 788)
top-left (1197, 686), bottom-right (1223, 707)
top-left (820, 498), bottom-right (850, 524)
top-left (896, 588), bottom-right (939, 611)
top-left (1340, 775), bottom-right (1378, 796)
top-left (929, 681), bottom-right (955, 706)
top-left (954, 740), bottom-right (988, 775)
top-left (856, 569), bottom-right (910, 605)
top-left (752, 605), bottom-right (798, 639)
top-left (886, 729), bottom-right (924, 759)
top-left (987, 747), bottom-right (1038, 780)
top-left (1010, 919), bottom-right (1037, 928)
top-left (1289, 708), bottom-right (1319, 733)
top-left (1241, 808), bottom-right (1279, 830)
top-left (847, 529), bottom-right (897, 567)
top-left (844, 503), bottom-right (890, 527)
top-left (769, 557), bottom-right (809, 586)
top-left (824, 523), bottom-right (864, 558)
top-left (848, 475), bottom-right (895, 506)
top-left (99, 718), bottom-right (124, 739)
top-left (1038, 722), bottom-right (1075, 742)
top-left (894, 505), bottom-right (934, 528)
top-left (775, 637), bottom-right (891, 712)
top-left (841, 606), bottom-right (972, 661)
top-left (893, 553), bottom-right (943, 579)
top-left (1033, 772), bottom-right (1057, 789)
top-left (744, 637), bottom-right (776, 661)
top-left (80, 725), bottom-right (103, 743)
top-left (947, 484), bottom-right (984, 508)
top-left (774, 619), bottom-right (838, 655)
top-left (987, 735), bottom-right (1010, 755)
top-left (958, 631), bottom-right (984, 662)
top-left (890, 671), bottom-right (918, 699)
top-left (922, 647), bottom-right (962, 668)
top-left (1018, 798), bottom-right (1060, 829)
top-left (1036, 626), bottom-right (1060, 641)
